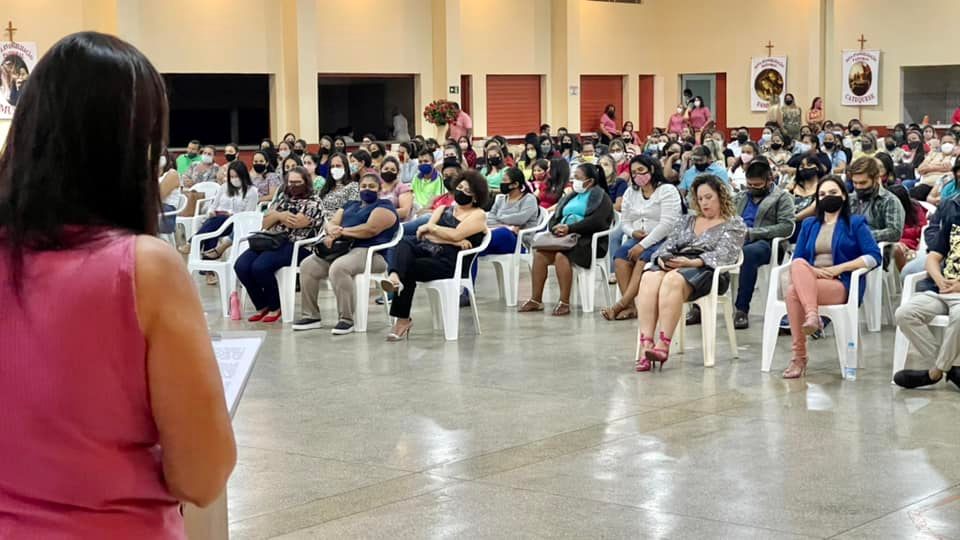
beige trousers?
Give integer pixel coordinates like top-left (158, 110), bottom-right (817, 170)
top-left (895, 292), bottom-right (960, 371)
top-left (299, 249), bottom-right (386, 322)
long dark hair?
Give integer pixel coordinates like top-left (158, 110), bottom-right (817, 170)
top-left (0, 32), bottom-right (166, 290)
top-left (319, 152), bottom-right (352, 198)
top-left (226, 160), bottom-right (253, 198)
top-left (887, 184), bottom-right (919, 227)
top-left (503, 167), bottom-right (532, 195)
top-left (546, 158), bottom-right (570, 197)
top-left (578, 163), bottom-right (609, 191)
top-left (815, 175), bottom-right (851, 223)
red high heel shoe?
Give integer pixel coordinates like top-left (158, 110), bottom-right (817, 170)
top-left (247, 309), bottom-right (269, 322)
top-left (643, 331), bottom-right (672, 371)
top-left (636, 334), bottom-right (655, 372)
top-left (261, 311), bottom-right (282, 323)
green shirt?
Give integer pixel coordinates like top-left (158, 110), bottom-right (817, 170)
top-left (176, 154), bottom-right (201, 175)
top-left (482, 167), bottom-right (506, 189)
top-left (411, 174), bottom-right (445, 209)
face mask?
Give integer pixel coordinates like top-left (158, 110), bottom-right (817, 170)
top-left (741, 153), bottom-right (754, 164)
top-left (371, 150), bottom-right (383, 158)
top-left (443, 175), bottom-right (457, 191)
top-left (610, 151), bottom-right (624, 161)
top-left (533, 171), bottom-right (547, 181)
top-left (795, 143), bottom-right (810, 154)
top-left (187, 151), bottom-right (197, 158)
top-left (499, 183), bottom-right (515, 195)
top-left (850, 128), bottom-right (862, 136)
top-left (459, 142), bottom-right (469, 150)
top-left (158, 156), bottom-right (167, 169)
top-left (606, 109), bottom-right (615, 118)
top-left (454, 190), bottom-right (474, 206)
top-left (824, 142), bottom-right (836, 151)
top-left (797, 168), bottom-right (817, 182)
top-left (335, 146), bottom-right (345, 153)
top-left (632, 173), bottom-right (651, 187)
top-left (225, 153), bottom-right (238, 162)
top-left (581, 155), bottom-right (596, 164)
top-left (319, 147), bottom-right (330, 155)
top-left (909, 141), bottom-right (921, 149)
top-left (942, 143), bottom-right (956, 154)
top-left (540, 144), bottom-right (552, 154)
top-left (737, 134), bottom-right (748, 144)
top-left (526, 149), bottom-right (537, 159)
top-left (230, 177), bottom-right (242, 188)
top-left (771, 143), bottom-right (783, 151)
top-left (760, 133), bottom-right (771, 143)
top-left (561, 142), bottom-right (572, 150)
top-left (676, 107), bottom-right (684, 114)
top-left (749, 186), bottom-right (770, 198)
top-left (855, 185), bottom-right (877, 200)
top-left (279, 150), bottom-right (291, 159)
top-left (657, 142), bottom-right (666, 151)
top-left (885, 142), bottom-right (897, 151)
top-left (694, 162), bottom-right (709, 172)
top-left (672, 161), bottom-right (682, 172)
top-left (350, 163), bottom-right (361, 174)
top-left (253, 164), bottom-right (267, 174)
top-left (360, 189), bottom-right (379, 204)
top-left (894, 131), bottom-right (905, 141)
top-left (294, 149), bottom-right (304, 156)
top-left (331, 167), bottom-right (346, 180)
top-left (286, 184), bottom-right (307, 198)
top-left (784, 98), bottom-right (794, 106)
top-left (201, 154), bottom-right (213, 165)
top-left (487, 156), bottom-right (502, 167)
top-left (694, 101), bottom-right (702, 107)
top-left (819, 195), bottom-right (845, 213)
top-left (572, 179), bottom-right (586, 193)
top-left (379, 170), bottom-right (397, 182)
top-left (418, 163), bottom-right (434, 176)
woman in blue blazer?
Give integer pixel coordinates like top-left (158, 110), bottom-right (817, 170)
top-left (782, 175), bottom-right (882, 378)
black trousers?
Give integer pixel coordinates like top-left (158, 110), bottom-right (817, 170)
top-left (389, 238), bottom-right (457, 319)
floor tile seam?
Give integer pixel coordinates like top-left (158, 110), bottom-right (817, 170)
top-left (230, 471), bottom-right (460, 527)
top-left (823, 481), bottom-right (960, 539)
top-left (468, 478), bottom-right (824, 539)
top-left (234, 444), bottom-right (421, 474)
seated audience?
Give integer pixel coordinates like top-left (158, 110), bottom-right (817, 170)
top-left (916, 132), bottom-right (956, 183)
top-left (368, 141), bottom-right (387, 169)
top-left (191, 161), bottom-right (259, 264)
top-left (295, 172), bottom-right (400, 335)
top-left (517, 141), bottom-right (542, 181)
top-left (481, 144), bottom-right (508, 189)
top-left (397, 142), bottom-right (419, 184)
top-left (379, 171), bottom-right (490, 340)
top-left (928, 161), bottom-right (960, 205)
top-left (378, 156), bottom-right (413, 222)
top-left (158, 150), bottom-right (181, 235)
top-left (559, 133), bottom-right (579, 163)
top-left (847, 156), bottom-right (906, 244)
top-left (679, 145), bottom-right (729, 193)
top-left (411, 149), bottom-right (445, 211)
top-left (874, 151), bottom-right (896, 188)
top-left (182, 145), bottom-right (220, 188)
top-left (822, 131), bottom-right (847, 174)
top-left (301, 153), bottom-right (322, 190)
top-left (519, 163), bottom-right (614, 316)
top-left (477, 167), bottom-right (540, 262)
top-left (348, 149), bottom-right (373, 182)
top-left (318, 152), bottom-right (361, 220)
top-left (780, 175), bottom-right (881, 378)
top-left (235, 167), bottom-right (323, 324)
top-left (887, 184), bottom-right (928, 272)
top-left (893, 209), bottom-right (960, 390)
top-left (602, 155), bottom-right (682, 321)
top-left (250, 150), bottom-right (282, 204)
top-left (536, 158), bottom-right (570, 210)
top-left (763, 132), bottom-right (792, 179)
top-left (789, 156), bottom-right (826, 225)
top-left (572, 139), bottom-right (598, 166)
top-left (458, 136), bottom-right (478, 168)
top-left (635, 175), bottom-right (746, 371)
top-left (176, 139), bottom-right (202, 174)
top-left (728, 142), bottom-right (760, 191)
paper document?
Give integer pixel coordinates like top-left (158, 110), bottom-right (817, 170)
top-left (211, 336), bottom-right (262, 417)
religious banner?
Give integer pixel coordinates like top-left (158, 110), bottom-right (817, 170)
top-left (841, 49), bottom-right (880, 106)
top-left (0, 41), bottom-right (38, 119)
top-left (750, 56), bottom-right (787, 112)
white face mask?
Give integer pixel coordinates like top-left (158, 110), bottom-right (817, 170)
top-left (676, 107), bottom-right (683, 114)
top-left (572, 179), bottom-right (586, 193)
top-left (526, 149), bottom-right (537, 159)
top-left (942, 143), bottom-right (956, 155)
top-left (331, 167), bottom-right (346, 180)
top-left (610, 151), bottom-right (624, 161)
top-left (279, 150), bottom-right (291, 159)
top-left (158, 155), bottom-right (167, 169)
top-left (201, 154), bottom-right (214, 165)
top-left (230, 177), bottom-right (242, 188)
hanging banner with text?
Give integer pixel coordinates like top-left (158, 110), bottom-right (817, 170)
top-left (841, 49), bottom-right (880, 106)
top-left (750, 56), bottom-right (787, 112)
top-left (0, 41), bottom-right (38, 119)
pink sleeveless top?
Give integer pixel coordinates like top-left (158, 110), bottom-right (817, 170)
top-left (0, 231), bottom-right (184, 539)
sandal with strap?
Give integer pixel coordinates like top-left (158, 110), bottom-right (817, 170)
top-left (552, 301), bottom-right (571, 317)
top-left (518, 299), bottom-right (545, 313)
top-left (643, 331), bottom-right (672, 371)
top-left (600, 300), bottom-right (628, 321)
top-left (636, 334), bottom-right (655, 372)
top-left (615, 307), bottom-right (637, 320)
top-left (782, 358), bottom-right (807, 379)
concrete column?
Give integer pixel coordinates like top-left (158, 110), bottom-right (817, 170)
top-left (295, 0), bottom-right (318, 142)
top-left (550, 0), bottom-right (580, 133)
top-left (114, 0), bottom-right (141, 47)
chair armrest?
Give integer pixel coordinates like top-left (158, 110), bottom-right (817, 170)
top-left (710, 251), bottom-right (745, 294)
top-left (189, 215), bottom-right (235, 259)
top-left (846, 267), bottom-right (870, 308)
top-left (194, 197), bottom-right (213, 218)
top-left (453, 229), bottom-right (492, 279)
top-left (766, 262), bottom-right (791, 305)
top-left (291, 234), bottom-right (325, 267)
top-left (770, 231), bottom-right (793, 266)
top-left (901, 271), bottom-right (930, 307)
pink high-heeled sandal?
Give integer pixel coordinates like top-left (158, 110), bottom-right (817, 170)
top-left (643, 331), bottom-right (672, 371)
top-left (636, 334), bottom-right (655, 372)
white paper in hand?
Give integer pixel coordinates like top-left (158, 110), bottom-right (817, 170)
top-left (211, 336), bottom-right (262, 418)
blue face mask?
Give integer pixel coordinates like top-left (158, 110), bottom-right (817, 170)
top-left (418, 163), bottom-right (434, 176)
top-left (360, 189), bottom-right (379, 204)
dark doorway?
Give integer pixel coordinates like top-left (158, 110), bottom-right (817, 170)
top-left (460, 74), bottom-right (472, 115)
top-left (317, 75), bottom-right (416, 141)
top-left (163, 74), bottom-right (270, 148)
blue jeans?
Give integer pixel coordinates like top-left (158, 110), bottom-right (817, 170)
top-left (196, 214), bottom-right (231, 252)
top-left (386, 215), bottom-right (433, 269)
top-left (472, 227), bottom-right (519, 281)
top-left (734, 240), bottom-right (772, 313)
top-left (901, 251), bottom-right (928, 283)
top-left (613, 237), bottom-right (662, 263)
top-left (608, 225), bottom-right (624, 272)
top-left (160, 204), bottom-right (176, 234)
top-left (234, 243), bottom-right (309, 311)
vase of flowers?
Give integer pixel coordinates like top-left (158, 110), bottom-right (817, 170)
top-left (423, 99), bottom-right (458, 127)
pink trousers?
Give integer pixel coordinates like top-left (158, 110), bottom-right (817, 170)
top-left (785, 259), bottom-right (847, 360)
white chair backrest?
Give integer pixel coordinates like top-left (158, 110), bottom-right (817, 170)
top-left (231, 212), bottom-right (265, 245)
top-left (192, 181), bottom-right (220, 199)
top-left (917, 200), bottom-right (937, 217)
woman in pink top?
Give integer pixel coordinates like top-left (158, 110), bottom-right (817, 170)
top-left (0, 32), bottom-right (236, 539)
top-left (598, 103), bottom-right (619, 145)
top-left (667, 105), bottom-right (688, 135)
top-left (685, 96), bottom-right (712, 132)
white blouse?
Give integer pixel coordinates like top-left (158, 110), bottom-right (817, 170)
top-left (619, 183), bottom-right (682, 250)
top-left (208, 184), bottom-right (260, 215)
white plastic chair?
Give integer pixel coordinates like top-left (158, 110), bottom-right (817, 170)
top-left (570, 213), bottom-right (620, 313)
top-left (760, 262), bottom-right (870, 377)
top-left (186, 211), bottom-right (263, 317)
top-left (863, 241), bottom-right (896, 332)
top-left (274, 234), bottom-right (325, 323)
top-left (892, 271), bottom-right (950, 379)
top-left (728, 223), bottom-right (795, 312)
top-left (176, 181), bottom-right (221, 238)
top-left (480, 206), bottom-right (551, 307)
top-left (422, 229), bottom-right (492, 341)
top-left (672, 251), bottom-right (743, 367)
top-left (917, 200), bottom-right (937, 216)
top-left (159, 193), bottom-right (188, 246)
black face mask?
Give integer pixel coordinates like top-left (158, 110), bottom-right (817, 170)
top-left (819, 195), bottom-right (845, 213)
top-left (487, 156), bottom-right (502, 167)
top-left (380, 171), bottom-right (398, 182)
top-left (750, 186), bottom-right (770, 198)
top-left (224, 153), bottom-right (237, 162)
top-left (771, 143), bottom-right (783, 151)
top-left (797, 168), bottom-right (818, 182)
top-left (855, 185), bottom-right (878, 200)
top-left (785, 99), bottom-right (794, 106)
top-left (606, 110), bottom-right (615, 119)
top-left (737, 134), bottom-right (748, 144)
top-left (672, 161), bottom-right (682, 172)
top-left (694, 162), bottom-right (709, 172)
top-left (894, 131), bottom-right (905, 142)
top-left (851, 128), bottom-right (862, 136)
top-left (499, 183), bottom-right (515, 195)
top-left (909, 141), bottom-right (921, 150)
top-left (454, 190), bottom-right (474, 206)
top-left (294, 149), bottom-right (304, 156)
top-left (253, 164), bottom-right (267, 174)
top-left (561, 142), bottom-right (572, 150)
top-left (885, 142), bottom-right (897, 151)
top-left (319, 147), bottom-right (330, 155)
top-left (824, 142), bottom-right (836, 151)
top-left (371, 150), bottom-right (383, 158)
top-left (335, 146), bottom-right (345, 153)
top-left (187, 151), bottom-right (198, 158)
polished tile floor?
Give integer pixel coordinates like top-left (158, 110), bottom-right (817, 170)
top-left (199, 271), bottom-right (960, 539)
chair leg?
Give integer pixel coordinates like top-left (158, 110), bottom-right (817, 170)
top-left (354, 275), bottom-right (370, 333)
top-left (722, 300), bottom-right (738, 358)
top-left (598, 265), bottom-right (613, 308)
top-left (893, 328), bottom-right (910, 380)
top-left (699, 299), bottom-right (718, 367)
top-left (503, 260), bottom-right (519, 307)
top-left (467, 282), bottom-right (482, 335)
top-left (216, 269), bottom-right (230, 317)
top-left (673, 304), bottom-right (686, 355)
top-left (428, 289), bottom-right (443, 331)
top-left (441, 285), bottom-right (460, 341)
top-left (760, 307), bottom-right (783, 372)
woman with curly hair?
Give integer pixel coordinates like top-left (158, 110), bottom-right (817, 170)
top-left (634, 174), bottom-right (746, 372)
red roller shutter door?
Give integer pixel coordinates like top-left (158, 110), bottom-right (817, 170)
top-left (486, 75), bottom-right (541, 136)
top-left (581, 75), bottom-right (623, 134)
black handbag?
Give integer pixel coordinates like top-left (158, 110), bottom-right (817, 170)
top-left (247, 231), bottom-right (289, 252)
top-left (313, 239), bottom-right (353, 262)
